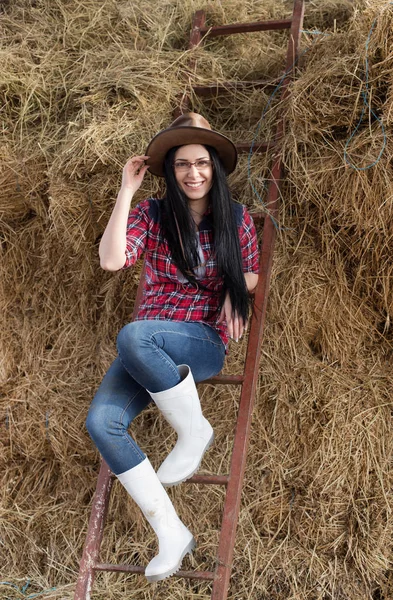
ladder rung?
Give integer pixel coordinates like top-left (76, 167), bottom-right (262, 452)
top-left (185, 474), bottom-right (229, 485)
top-left (94, 563), bottom-right (215, 581)
top-left (203, 374), bottom-right (244, 384)
top-left (192, 79), bottom-right (277, 97)
top-left (200, 19), bottom-right (292, 38)
top-left (236, 141), bottom-right (273, 153)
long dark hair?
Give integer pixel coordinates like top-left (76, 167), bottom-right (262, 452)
top-left (161, 145), bottom-right (250, 322)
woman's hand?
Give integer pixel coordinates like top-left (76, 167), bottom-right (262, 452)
top-left (218, 293), bottom-right (247, 342)
top-left (121, 155), bottom-right (150, 195)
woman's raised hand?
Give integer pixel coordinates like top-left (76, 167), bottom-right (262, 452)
top-left (121, 155), bottom-right (150, 195)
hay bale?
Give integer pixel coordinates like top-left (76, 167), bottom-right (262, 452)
top-left (3, 0), bottom-right (393, 599)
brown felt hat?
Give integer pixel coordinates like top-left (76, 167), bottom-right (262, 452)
top-left (145, 112), bottom-right (237, 177)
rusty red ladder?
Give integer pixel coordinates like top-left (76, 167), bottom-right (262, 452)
top-left (74, 2), bottom-right (304, 598)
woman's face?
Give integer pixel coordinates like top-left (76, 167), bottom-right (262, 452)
top-left (173, 144), bottom-right (213, 203)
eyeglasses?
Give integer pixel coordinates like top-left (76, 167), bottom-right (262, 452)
top-left (173, 159), bottom-right (213, 171)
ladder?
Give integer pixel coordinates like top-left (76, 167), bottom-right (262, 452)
top-left (74, 2), bottom-right (304, 598)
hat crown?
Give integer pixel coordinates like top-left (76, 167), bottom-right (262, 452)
top-left (145, 111), bottom-right (237, 177)
top-left (170, 112), bottom-right (212, 132)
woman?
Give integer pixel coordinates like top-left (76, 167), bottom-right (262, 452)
top-left (86, 113), bottom-right (259, 582)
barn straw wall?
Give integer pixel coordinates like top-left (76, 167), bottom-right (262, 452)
top-left (1, 1), bottom-right (393, 598)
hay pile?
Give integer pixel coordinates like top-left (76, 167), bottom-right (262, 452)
top-left (1, 0), bottom-right (393, 598)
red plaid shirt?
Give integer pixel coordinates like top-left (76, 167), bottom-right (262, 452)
top-left (123, 198), bottom-right (259, 349)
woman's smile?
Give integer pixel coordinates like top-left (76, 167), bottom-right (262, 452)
top-left (184, 180), bottom-right (205, 190)
top-left (184, 181), bottom-right (205, 188)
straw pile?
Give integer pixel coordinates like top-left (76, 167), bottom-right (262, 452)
top-left (1, 0), bottom-right (393, 598)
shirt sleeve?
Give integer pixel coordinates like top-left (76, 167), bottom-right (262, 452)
top-left (123, 199), bottom-right (150, 269)
top-left (239, 206), bottom-right (259, 273)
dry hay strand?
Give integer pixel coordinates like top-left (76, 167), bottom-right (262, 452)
top-left (284, 1), bottom-right (393, 327)
top-left (47, 177), bottom-right (100, 252)
top-left (270, 238), bottom-right (381, 366)
top-left (0, 144), bottom-right (42, 223)
top-left (283, 129), bottom-right (393, 324)
top-left (289, 32), bottom-right (366, 136)
top-left (0, 214), bottom-right (139, 394)
top-left (303, 0), bottom-right (355, 30)
top-left (236, 236), bottom-right (393, 598)
top-left (348, 1), bottom-right (393, 129)
top-left (0, 43), bottom-right (71, 225)
top-left (245, 350), bottom-right (393, 599)
top-left (0, 41), bottom-right (70, 131)
top-left (364, 2), bottom-right (393, 127)
top-left (0, 217), bottom-right (46, 381)
top-left (288, 1), bottom-right (393, 137)
top-left (46, 101), bottom-right (167, 206)
top-left (191, 85), bottom-right (281, 143)
top-left (0, 136), bottom-right (52, 224)
top-left (356, 0), bottom-right (393, 72)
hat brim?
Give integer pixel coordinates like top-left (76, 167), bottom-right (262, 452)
top-left (145, 126), bottom-right (237, 177)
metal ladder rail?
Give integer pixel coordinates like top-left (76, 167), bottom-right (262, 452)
top-left (74, 2), bottom-right (304, 598)
top-left (206, 4), bottom-right (305, 596)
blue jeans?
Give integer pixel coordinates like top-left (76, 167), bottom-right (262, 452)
top-left (86, 320), bottom-right (225, 475)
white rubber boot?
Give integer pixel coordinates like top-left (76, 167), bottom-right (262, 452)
top-left (117, 457), bottom-right (195, 582)
top-left (149, 365), bottom-right (214, 487)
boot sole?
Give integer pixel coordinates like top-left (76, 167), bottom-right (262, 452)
top-left (145, 537), bottom-right (196, 582)
top-left (160, 432), bottom-right (215, 487)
